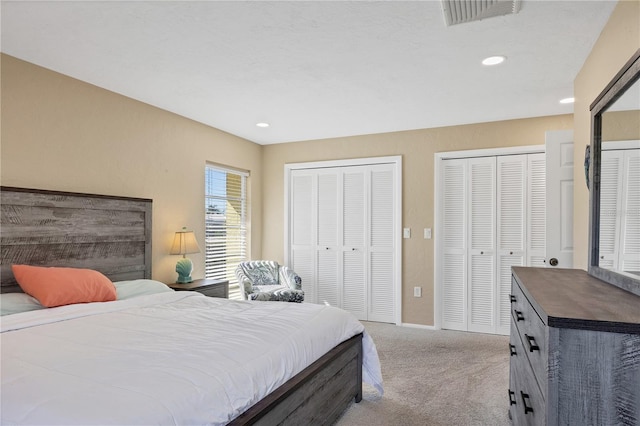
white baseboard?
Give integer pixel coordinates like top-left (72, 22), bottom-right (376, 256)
top-left (400, 322), bottom-right (438, 330)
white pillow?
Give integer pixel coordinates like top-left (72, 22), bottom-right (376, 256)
top-left (114, 279), bottom-right (174, 300)
top-left (0, 293), bottom-right (45, 316)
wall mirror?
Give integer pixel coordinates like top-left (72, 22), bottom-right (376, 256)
top-left (589, 49), bottom-right (640, 296)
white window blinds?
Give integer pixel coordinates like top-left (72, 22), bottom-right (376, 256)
top-left (205, 164), bottom-right (248, 293)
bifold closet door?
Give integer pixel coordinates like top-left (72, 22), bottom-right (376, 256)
top-left (441, 159), bottom-right (468, 331)
top-left (441, 157), bottom-right (496, 333)
top-left (527, 153), bottom-right (547, 268)
top-left (290, 170), bottom-right (318, 304)
top-left (496, 155), bottom-right (526, 335)
top-left (600, 149), bottom-right (640, 272)
top-left (316, 170), bottom-right (340, 307)
top-left (620, 150), bottom-right (640, 272)
top-left (467, 157), bottom-right (496, 333)
top-left (441, 153), bottom-right (545, 335)
top-left (495, 153), bottom-right (546, 335)
top-left (289, 164), bottom-right (396, 323)
top-left (367, 165), bottom-right (396, 323)
top-left (342, 169), bottom-right (367, 319)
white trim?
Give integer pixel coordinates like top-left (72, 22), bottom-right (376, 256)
top-left (285, 155), bottom-right (402, 171)
top-left (401, 322), bottom-right (439, 330)
top-left (435, 145), bottom-right (543, 160)
top-left (205, 161), bottom-right (249, 177)
top-left (433, 145), bottom-right (544, 332)
top-left (285, 155), bottom-right (403, 325)
top-left (602, 140), bottom-right (640, 151)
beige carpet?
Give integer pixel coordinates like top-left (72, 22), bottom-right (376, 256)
top-left (335, 322), bottom-right (511, 426)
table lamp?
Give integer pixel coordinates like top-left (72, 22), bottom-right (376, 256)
top-left (170, 227), bottom-right (201, 283)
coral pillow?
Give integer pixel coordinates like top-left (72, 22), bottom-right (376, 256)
top-left (11, 265), bottom-right (117, 308)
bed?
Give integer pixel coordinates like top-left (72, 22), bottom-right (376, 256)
top-left (0, 186), bottom-right (383, 425)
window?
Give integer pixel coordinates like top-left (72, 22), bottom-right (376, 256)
top-left (205, 164), bottom-right (248, 298)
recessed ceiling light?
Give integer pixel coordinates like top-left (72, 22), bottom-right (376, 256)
top-left (256, 122), bottom-right (270, 128)
top-left (482, 56), bottom-right (506, 66)
top-left (559, 97), bottom-right (575, 104)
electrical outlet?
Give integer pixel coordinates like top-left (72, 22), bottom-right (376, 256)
top-left (403, 228), bottom-right (411, 239)
top-left (424, 228), bottom-right (432, 239)
top-left (414, 286), bottom-right (422, 297)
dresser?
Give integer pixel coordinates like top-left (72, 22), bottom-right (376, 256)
top-left (509, 267), bottom-right (640, 425)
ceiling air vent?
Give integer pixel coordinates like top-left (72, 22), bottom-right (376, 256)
top-left (441, 0), bottom-right (521, 26)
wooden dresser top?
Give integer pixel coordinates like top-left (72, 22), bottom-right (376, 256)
top-left (512, 267), bottom-right (640, 334)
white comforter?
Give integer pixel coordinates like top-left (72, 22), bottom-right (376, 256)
top-left (1, 292), bottom-right (383, 425)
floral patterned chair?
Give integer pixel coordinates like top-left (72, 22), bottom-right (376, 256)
top-left (235, 260), bottom-right (304, 302)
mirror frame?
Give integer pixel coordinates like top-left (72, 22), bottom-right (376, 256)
top-left (588, 48), bottom-right (640, 296)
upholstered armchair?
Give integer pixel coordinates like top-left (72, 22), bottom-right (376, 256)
top-left (235, 260), bottom-right (304, 302)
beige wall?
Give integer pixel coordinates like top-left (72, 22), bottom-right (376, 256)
top-left (2, 0), bottom-right (636, 326)
top-left (573, 0), bottom-right (640, 269)
top-left (0, 54), bottom-right (263, 284)
top-left (262, 116), bottom-right (573, 325)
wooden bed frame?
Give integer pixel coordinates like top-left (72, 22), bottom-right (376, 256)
top-left (0, 186), bottom-right (363, 425)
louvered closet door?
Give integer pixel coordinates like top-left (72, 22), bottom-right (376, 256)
top-left (495, 154), bottom-right (545, 335)
top-left (496, 155), bottom-right (526, 335)
top-left (290, 171), bottom-right (317, 303)
top-left (619, 150), bottom-right (640, 273)
top-left (442, 152), bottom-right (544, 335)
top-left (368, 164), bottom-right (396, 323)
top-left (441, 159), bottom-right (467, 331)
top-left (342, 168), bottom-right (367, 319)
top-left (599, 151), bottom-right (624, 270)
top-left (289, 160), bottom-right (398, 323)
top-left (467, 157), bottom-right (496, 334)
top-left (527, 153), bottom-right (547, 267)
top-left (316, 170), bottom-right (340, 306)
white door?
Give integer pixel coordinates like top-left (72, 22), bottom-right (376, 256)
top-left (496, 155), bottom-right (526, 335)
top-left (467, 157), bottom-right (496, 333)
top-left (527, 153), bottom-right (547, 267)
top-left (545, 130), bottom-right (574, 268)
top-left (288, 159), bottom-right (400, 323)
top-left (600, 146), bottom-right (640, 272)
top-left (342, 168), bottom-right (367, 319)
top-left (368, 164), bottom-right (396, 323)
top-left (316, 170), bottom-right (340, 306)
top-left (619, 150), bottom-right (640, 273)
top-left (290, 171), bottom-right (317, 303)
top-left (599, 150), bottom-right (624, 270)
top-left (441, 159), bottom-right (467, 331)
top-left (440, 150), bottom-right (545, 335)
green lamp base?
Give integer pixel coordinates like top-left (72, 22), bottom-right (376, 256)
top-left (175, 257), bottom-right (194, 283)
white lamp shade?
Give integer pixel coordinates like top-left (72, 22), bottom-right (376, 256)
top-left (170, 229), bottom-right (201, 255)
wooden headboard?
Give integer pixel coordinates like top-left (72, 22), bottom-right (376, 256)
top-left (1, 187), bottom-right (152, 293)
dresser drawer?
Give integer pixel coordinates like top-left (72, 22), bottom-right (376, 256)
top-left (509, 316), bottom-right (545, 426)
top-left (511, 277), bottom-right (548, 393)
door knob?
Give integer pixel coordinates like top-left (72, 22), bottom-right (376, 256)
top-left (549, 258), bottom-right (559, 266)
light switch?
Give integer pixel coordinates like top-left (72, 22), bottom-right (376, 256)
top-left (424, 228), bottom-right (432, 239)
top-left (403, 228), bottom-right (411, 239)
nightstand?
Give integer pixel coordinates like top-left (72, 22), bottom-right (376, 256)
top-left (168, 278), bottom-right (229, 298)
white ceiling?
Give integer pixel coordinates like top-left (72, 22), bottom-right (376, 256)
top-left (1, 1), bottom-right (617, 145)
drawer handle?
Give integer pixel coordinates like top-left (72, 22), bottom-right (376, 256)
top-left (510, 294), bottom-right (517, 303)
top-left (525, 334), bottom-right (540, 352)
top-left (520, 391), bottom-right (534, 414)
top-left (509, 344), bottom-right (517, 356)
top-left (508, 390), bottom-right (516, 405)
top-left (514, 310), bottom-right (525, 321)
